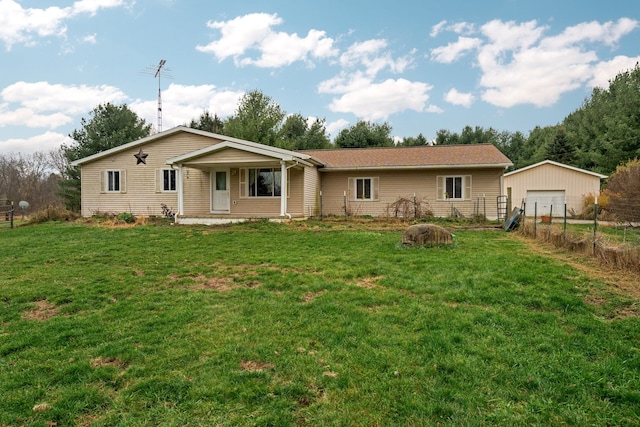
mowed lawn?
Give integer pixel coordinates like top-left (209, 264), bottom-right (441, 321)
top-left (1, 221), bottom-right (639, 426)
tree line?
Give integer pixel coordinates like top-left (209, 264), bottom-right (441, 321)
top-left (1, 64), bottom-right (638, 219)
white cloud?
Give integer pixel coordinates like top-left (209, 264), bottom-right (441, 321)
top-left (83, 33), bottom-right (97, 44)
top-left (426, 105), bottom-right (444, 114)
top-left (326, 118), bottom-right (350, 137)
top-left (130, 83), bottom-right (244, 130)
top-left (430, 20), bottom-right (447, 38)
top-left (588, 55), bottom-right (640, 88)
top-left (317, 34), bottom-right (425, 121)
top-left (0, 132), bottom-right (72, 155)
top-left (196, 13), bottom-right (338, 68)
top-left (339, 40), bottom-right (414, 77)
top-left (430, 36), bottom-right (482, 64)
top-left (449, 22), bottom-right (476, 35)
top-left (1, 82), bottom-right (127, 128)
top-left (444, 89), bottom-right (475, 107)
top-left (0, 0), bottom-right (128, 49)
top-left (0, 105), bottom-right (73, 129)
top-left (478, 18), bottom-right (638, 107)
top-left (431, 17), bottom-right (640, 108)
top-left (327, 78), bottom-right (431, 121)
top-left (430, 20), bottom-right (475, 38)
top-left (541, 17), bottom-right (638, 49)
top-left (71, 0), bottom-right (127, 16)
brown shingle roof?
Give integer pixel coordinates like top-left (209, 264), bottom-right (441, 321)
top-left (300, 144), bottom-right (512, 170)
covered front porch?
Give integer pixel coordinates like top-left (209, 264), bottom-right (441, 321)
top-left (165, 139), bottom-right (322, 224)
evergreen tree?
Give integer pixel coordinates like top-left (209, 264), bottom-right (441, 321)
top-left (545, 127), bottom-right (576, 165)
top-left (189, 110), bottom-right (224, 133)
top-left (223, 90), bottom-right (285, 146)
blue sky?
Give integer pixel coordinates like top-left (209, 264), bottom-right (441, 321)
top-left (1, 0), bottom-right (639, 155)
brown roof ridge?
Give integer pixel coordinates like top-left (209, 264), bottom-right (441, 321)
top-left (300, 143), bottom-right (496, 153)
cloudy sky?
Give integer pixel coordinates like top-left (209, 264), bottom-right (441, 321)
top-left (1, 0), bottom-right (639, 155)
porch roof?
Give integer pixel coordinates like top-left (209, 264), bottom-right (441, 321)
top-left (165, 139), bottom-right (320, 167)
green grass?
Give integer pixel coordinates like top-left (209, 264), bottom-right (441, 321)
top-left (1, 221), bottom-right (639, 426)
top-left (550, 222), bottom-right (640, 247)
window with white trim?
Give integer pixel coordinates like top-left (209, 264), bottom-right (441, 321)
top-left (437, 175), bottom-right (471, 200)
top-left (162, 169), bottom-right (177, 191)
top-left (238, 168), bottom-right (281, 197)
top-left (100, 170), bottom-right (126, 194)
top-left (348, 177), bottom-right (379, 201)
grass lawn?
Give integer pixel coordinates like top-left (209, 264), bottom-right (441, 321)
top-left (1, 221), bottom-right (639, 426)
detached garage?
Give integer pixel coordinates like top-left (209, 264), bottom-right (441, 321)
top-left (503, 160), bottom-right (607, 216)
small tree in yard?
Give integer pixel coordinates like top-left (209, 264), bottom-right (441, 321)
top-left (602, 158), bottom-right (640, 223)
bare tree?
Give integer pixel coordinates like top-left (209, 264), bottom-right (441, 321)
top-left (0, 152), bottom-right (61, 213)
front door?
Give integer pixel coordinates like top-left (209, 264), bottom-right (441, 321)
top-left (211, 169), bottom-right (230, 213)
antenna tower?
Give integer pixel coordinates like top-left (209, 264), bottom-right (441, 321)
top-left (142, 59), bottom-right (172, 132)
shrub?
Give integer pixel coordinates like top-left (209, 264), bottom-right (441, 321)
top-left (581, 192), bottom-right (609, 219)
top-left (602, 158), bottom-right (640, 223)
top-left (388, 196), bottom-right (433, 219)
top-left (116, 212), bottom-right (136, 224)
top-left (27, 205), bottom-right (78, 224)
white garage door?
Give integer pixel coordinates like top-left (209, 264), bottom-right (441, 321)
top-left (525, 190), bottom-right (565, 216)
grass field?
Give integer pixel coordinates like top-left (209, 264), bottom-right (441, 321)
top-left (1, 221), bottom-right (639, 426)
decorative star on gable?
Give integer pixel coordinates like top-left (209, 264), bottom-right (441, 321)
top-left (134, 148), bottom-right (148, 165)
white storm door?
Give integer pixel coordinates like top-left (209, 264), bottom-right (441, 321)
top-left (211, 169), bottom-right (230, 213)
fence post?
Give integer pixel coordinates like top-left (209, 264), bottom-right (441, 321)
top-left (319, 190), bottom-right (323, 220)
top-left (563, 202), bottom-right (567, 241)
top-left (483, 194), bottom-right (486, 219)
top-left (549, 204), bottom-right (553, 224)
top-left (534, 202), bottom-right (537, 238)
top-left (343, 191), bottom-right (347, 221)
top-left (593, 196), bottom-right (598, 256)
top-left (413, 193), bottom-right (417, 219)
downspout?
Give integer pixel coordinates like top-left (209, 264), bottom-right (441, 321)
top-left (176, 164), bottom-right (184, 218)
top-left (280, 160), bottom-right (289, 218)
top-left (280, 160), bottom-right (300, 219)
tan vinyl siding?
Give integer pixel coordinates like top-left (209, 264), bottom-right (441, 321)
top-left (303, 166), bottom-right (320, 218)
top-left (181, 168), bottom-right (210, 216)
top-left (183, 147), bottom-right (277, 166)
top-left (318, 168), bottom-right (505, 219)
top-left (288, 168), bottom-right (304, 216)
top-left (504, 163), bottom-right (603, 215)
top-left (79, 133), bottom-right (220, 217)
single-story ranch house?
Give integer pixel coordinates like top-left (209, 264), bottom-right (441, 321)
top-left (71, 126), bottom-right (513, 224)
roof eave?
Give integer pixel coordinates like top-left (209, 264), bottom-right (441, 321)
top-left (504, 159), bottom-right (608, 178)
top-left (318, 163), bottom-right (513, 172)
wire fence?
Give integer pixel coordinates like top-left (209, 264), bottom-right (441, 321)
top-left (317, 193), bottom-right (501, 220)
top-left (0, 199), bottom-right (14, 229)
top-left (515, 199), bottom-right (640, 272)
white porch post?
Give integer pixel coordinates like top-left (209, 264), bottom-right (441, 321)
top-left (177, 164), bottom-right (184, 216)
top-left (280, 160), bottom-right (287, 216)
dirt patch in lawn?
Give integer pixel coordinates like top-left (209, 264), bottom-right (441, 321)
top-left (190, 275), bottom-right (237, 291)
top-left (90, 357), bottom-right (126, 369)
top-left (240, 360), bottom-right (274, 372)
top-left (23, 299), bottom-right (58, 321)
top-left (354, 276), bottom-right (383, 289)
top-left (301, 290), bottom-right (327, 304)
